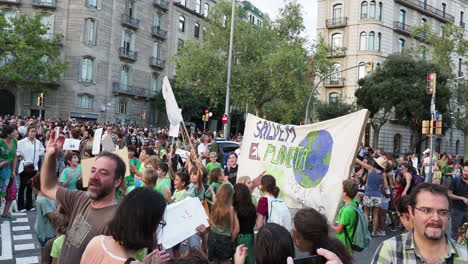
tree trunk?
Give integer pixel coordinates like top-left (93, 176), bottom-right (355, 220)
top-left (372, 126), bottom-right (380, 149)
top-left (255, 106), bottom-right (261, 117)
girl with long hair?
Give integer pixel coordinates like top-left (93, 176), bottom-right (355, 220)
top-left (255, 174), bottom-right (280, 228)
top-left (292, 208), bottom-right (353, 264)
top-left (233, 184), bottom-right (256, 264)
top-left (208, 184), bottom-right (239, 264)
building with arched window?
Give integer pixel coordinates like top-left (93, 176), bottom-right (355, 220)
top-left (316, 0), bottom-right (466, 155)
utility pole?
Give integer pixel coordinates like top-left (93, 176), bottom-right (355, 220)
top-left (223, 0), bottom-right (235, 139)
top-left (426, 73), bottom-right (436, 183)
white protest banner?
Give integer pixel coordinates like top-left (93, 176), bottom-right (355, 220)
top-left (92, 128), bottom-right (103, 155)
top-left (237, 110), bottom-right (369, 222)
top-left (101, 134), bottom-right (115, 152)
top-left (162, 76), bottom-right (184, 136)
top-left (159, 197), bottom-right (209, 249)
top-left (63, 138), bottom-right (81, 151)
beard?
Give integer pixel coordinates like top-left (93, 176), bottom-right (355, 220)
top-left (87, 179), bottom-right (114, 200)
top-left (424, 223), bottom-right (444, 241)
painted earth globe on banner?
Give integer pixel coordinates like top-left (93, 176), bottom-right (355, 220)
top-left (294, 130), bottom-right (333, 188)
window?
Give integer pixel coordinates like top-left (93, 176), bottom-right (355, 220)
top-left (194, 23), bottom-right (200, 38)
top-left (361, 1), bottom-right (368, 19)
top-left (154, 13), bottom-right (163, 27)
top-left (440, 25), bottom-right (444, 37)
top-left (421, 18), bottom-right (427, 25)
top-left (179, 0), bottom-right (186, 6)
top-left (423, 0), bottom-right (427, 8)
top-left (442, 3), bottom-right (446, 17)
top-left (119, 100), bottom-right (127, 114)
top-left (399, 9), bottom-right (406, 25)
top-left (331, 63), bottom-right (341, 81)
top-left (153, 42), bottom-right (161, 59)
top-left (461, 12), bottom-right (464, 27)
top-left (359, 32), bottom-right (367, 50)
top-left (378, 2), bottom-right (382, 20)
top-left (458, 58), bottom-right (462, 76)
top-left (151, 74), bottom-right (160, 92)
top-left (31, 92), bottom-right (43, 106)
top-left (84, 18), bottom-right (97, 45)
top-left (179, 16), bottom-right (185, 32)
top-left (196, 0), bottom-right (201, 13)
top-left (369, 1), bottom-right (376, 19)
top-left (455, 140), bottom-right (460, 155)
top-left (420, 46), bottom-right (427, 59)
top-left (377, 32), bottom-right (381, 51)
top-left (256, 19), bottom-right (261, 27)
top-left (393, 134), bottom-right (401, 153)
top-left (120, 65), bottom-right (131, 86)
top-left (121, 30), bottom-right (135, 52)
top-left (87, 0), bottom-right (100, 9)
top-left (332, 4), bottom-right (342, 20)
top-left (358, 62), bottom-right (366, 80)
top-left (331, 33), bottom-right (342, 50)
top-left (80, 57), bottom-right (95, 83)
top-left (40, 14), bottom-right (54, 40)
top-left (125, 0), bottom-right (136, 18)
top-left (204, 3), bottom-right (209, 17)
top-left (398, 38), bottom-right (405, 53)
top-left (329, 92), bottom-right (340, 103)
top-left (368, 31), bottom-right (375, 50)
top-left (77, 94), bottom-right (93, 109)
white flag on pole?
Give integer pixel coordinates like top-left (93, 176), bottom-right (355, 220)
top-left (162, 76), bottom-right (184, 137)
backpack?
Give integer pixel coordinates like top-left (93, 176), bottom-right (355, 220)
top-left (266, 196), bottom-right (292, 231)
top-left (343, 204), bottom-right (371, 252)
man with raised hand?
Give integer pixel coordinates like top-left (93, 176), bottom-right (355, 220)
top-left (372, 183), bottom-right (467, 264)
top-left (40, 130), bottom-right (124, 264)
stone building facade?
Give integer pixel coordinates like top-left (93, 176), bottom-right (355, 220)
top-left (0, 0), bottom-right (215, 125)
top-left (316, 0), bottom-right (466, 156)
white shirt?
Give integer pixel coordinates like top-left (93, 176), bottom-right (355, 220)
top-left (17, 138), bottom-right (45, 173)
top-left (197, 143), bottom-right (208, 166)
top-left (423, 156), bottom-right (431, 174)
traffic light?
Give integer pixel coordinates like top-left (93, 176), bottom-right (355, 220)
top-left (422, 120), bottom-right (430, 135)
top-left (426, 73), bottom-right (436, 94)
top-left (366, 59), bottom-right (373, 73)
top-left (37, 93), bottom-right (44, 107)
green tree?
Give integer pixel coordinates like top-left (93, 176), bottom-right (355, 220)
top-left (410, 23), bottom-right (468, 158)
top-left (356, 54), bottom-right (451, 150)
top-left (316, 100), bottom-right (354, 122)
top-left (174, 1), bottom-right (310, 124)
top-left (0, 14), bottom-right (67, 93)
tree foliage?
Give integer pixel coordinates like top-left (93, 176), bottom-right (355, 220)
top-left (174, 1), bottom-right (310, 124)
top-left (356, 54), bottom-right (451, 149)
top-left (316, 100), bottom-right (354, 122)
top-left (0, 14), bottom-right (67, 91)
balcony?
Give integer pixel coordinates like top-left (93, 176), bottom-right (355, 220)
top-left (149, 57), bottom-right (166, 69)
top-left (119, 47), bottom-right (138, 61)
top-left (394, 0), bottom-right (454, 23)
top-left (153, 0), bottom-right (169, 11)
top-left (0, 0), bottom-right (21, 4)
top-left (32, 0), bottom-right (56, 8)
top-left (327, 47), bottom-right (346, 58)
top-left (151, 26), bottom-right (168, 40)
top-left (121, 14), bottom-right (140, 29)
top-left (393, 21), bottom-right (412, 36)
top-left (326, 17), bottom-right (347, 28)
top-left (112, 82), bottom-right (156, 99)
top-left (323, 78), bottom-right (344, 88)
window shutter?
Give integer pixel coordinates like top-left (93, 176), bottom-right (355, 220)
top-left (121, 30), bottom-right (125, 48)
top-left (79, 57), bottom-right (84, 81)
top-left (92, 59), bottom-right (97, 84)
top-left (97, 0), bottom-right (102, 10)
top-left (93, 20), bottom-right (97, 45)
top-left (130, 33), bottom-right (135, 51)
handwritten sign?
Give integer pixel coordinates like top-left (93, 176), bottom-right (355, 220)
top-left (92, 128), bottom-right (103, 155)
top-left (63, 139), bottom-right (81, 151)
top-left (158, 197), bottom-right (209, 249)
top-left (81, 147), bottom-right (130, 188)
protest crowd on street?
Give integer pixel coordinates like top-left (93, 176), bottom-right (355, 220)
top-left (0, 114), bottom-right (467, 264)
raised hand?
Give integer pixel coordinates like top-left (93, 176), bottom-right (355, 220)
top-left (46, 129), bottom-right (65, 156)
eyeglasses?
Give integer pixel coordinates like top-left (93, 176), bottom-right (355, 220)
top-left (414, 207), bottom-right (450, 218)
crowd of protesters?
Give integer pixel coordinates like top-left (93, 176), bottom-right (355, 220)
top-left (0, 115), bottom-right (467, 264)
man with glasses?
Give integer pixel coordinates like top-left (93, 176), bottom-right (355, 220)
top-left (372, 183), bottom-right (467, 263)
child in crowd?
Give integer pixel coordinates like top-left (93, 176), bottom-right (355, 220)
top-left (59, 151), bottom-right (81, 190)
top-left (155, 163), bottom-right (171, 200)
top-left (433, 164), bottom-right (442, 184)
top-left (126, 145), bottom-right (140, 188)
top-left (206, 152), bottom-right (222, 176)
top-left (205, 168), bottom-right (231, 202)
top-left (233, 183), bottom-right (256, 264)
top-left (33, 173), bottom-right (57, 248)
top-left (187, 166), bottom-right (205, 202)
top-left (208, 184), bottom-right (239, 264)
top-left (142, 167), bottom-right (158, 190)
top-left (256, 175), bottom-right (280, 228)
top-left (50, 205), bottom-right (70, 264)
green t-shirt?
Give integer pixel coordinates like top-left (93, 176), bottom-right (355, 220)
top-left (127, 158), bottom-right (141, 186)
top-left (59, 166), bottom-right (82, 190)
top-left (34, 195), bottom-right (57, 242)
top-left (206, 162), bottom-right (222, 176)
top-left (336, 199), bottom-right (358, 254)
top-left (171, 189), bottom-right (187, 203)
top-left (205, 181), bottom-right (232, 200)
top-left (50, 234), bottom-right (65, 258)
top-left (154, 177), bottom-right (171, 197)
top-left (139, 162), bottom-right (146, 175)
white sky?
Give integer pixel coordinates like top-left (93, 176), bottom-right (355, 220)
top-left (249, 0), bottom-right (317, 43)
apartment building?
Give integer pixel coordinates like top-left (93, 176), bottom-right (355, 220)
top-left (0, 0), bottom-right (215, 125)
top-left (316, 0), bottom-right (466, 155)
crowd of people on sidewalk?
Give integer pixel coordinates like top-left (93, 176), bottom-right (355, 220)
top-left (0, 115), bottom-right (466, 264)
